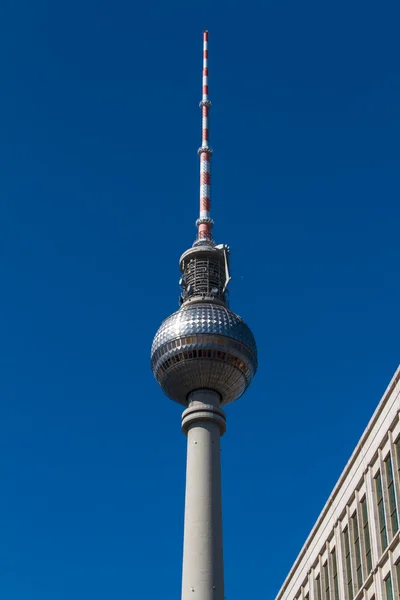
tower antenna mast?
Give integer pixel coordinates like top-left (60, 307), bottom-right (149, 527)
top-left (196, 30), bottom-right (214, 245)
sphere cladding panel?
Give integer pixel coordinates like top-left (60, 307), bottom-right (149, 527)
top-left (151, 303), bottom-right (257, 406)
top-left (151, 303), bottom-right (257, 356)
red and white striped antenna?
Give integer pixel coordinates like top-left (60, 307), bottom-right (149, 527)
top-left (195, 30), bottom-right (214, 245)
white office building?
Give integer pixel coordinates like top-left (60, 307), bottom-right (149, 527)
top-left (275, 366), bottom-right (400, 600)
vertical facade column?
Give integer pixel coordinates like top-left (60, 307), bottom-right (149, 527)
top-left (365, 465), bottom-right (380, 563)
top-left (181, 390), bottom-right (226, 600)
top-left (334, 522), bottom-right (347, 600)
top-left (325, 541), bottom-right (333, 600)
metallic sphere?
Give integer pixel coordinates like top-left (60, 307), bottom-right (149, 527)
top-left (151, 302), bottom-right (257, 406)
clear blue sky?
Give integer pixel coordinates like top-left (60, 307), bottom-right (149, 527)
top-left (0, 0), bottom-right (399, 598)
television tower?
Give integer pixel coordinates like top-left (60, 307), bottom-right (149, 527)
top-left (151, 31), bottom-right (257, 600)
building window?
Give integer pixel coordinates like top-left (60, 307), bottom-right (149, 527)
top-left (331, 548), bottom-right (339, 600)
top-left (375, 471), bottom-right (388, 552)
top-left (360, 497), bottom-right (372, 574)
top-left (322, 562), bottom-right (330, 600)
top-left (396, 562), bottom-right (400, 596)
top-left (343, 527), bottom-right (353, 600)
top-left (384, 573), bottom-right (394, 600)
top-left (352, 512), bottom-right (363, 589)
top-left (396, 438), bottom-right (400, 481)
top-left (315, 575), bottom-right (322, 600)
top-left (385, 454), bottom-right (398, 536)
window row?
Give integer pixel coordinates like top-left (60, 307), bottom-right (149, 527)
top-left (152, 334), bottom-right (250, 366)
top-left (301, 548), bottom-right (400, 600)
top-left (156, 348), bottom-right (249, 379)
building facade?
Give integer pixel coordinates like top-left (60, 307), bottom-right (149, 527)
top-left (275, 366), bottom-right (400, 600)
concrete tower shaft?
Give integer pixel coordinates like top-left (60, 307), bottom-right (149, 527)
top-left (181, 390), bottom-right (225, 600)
